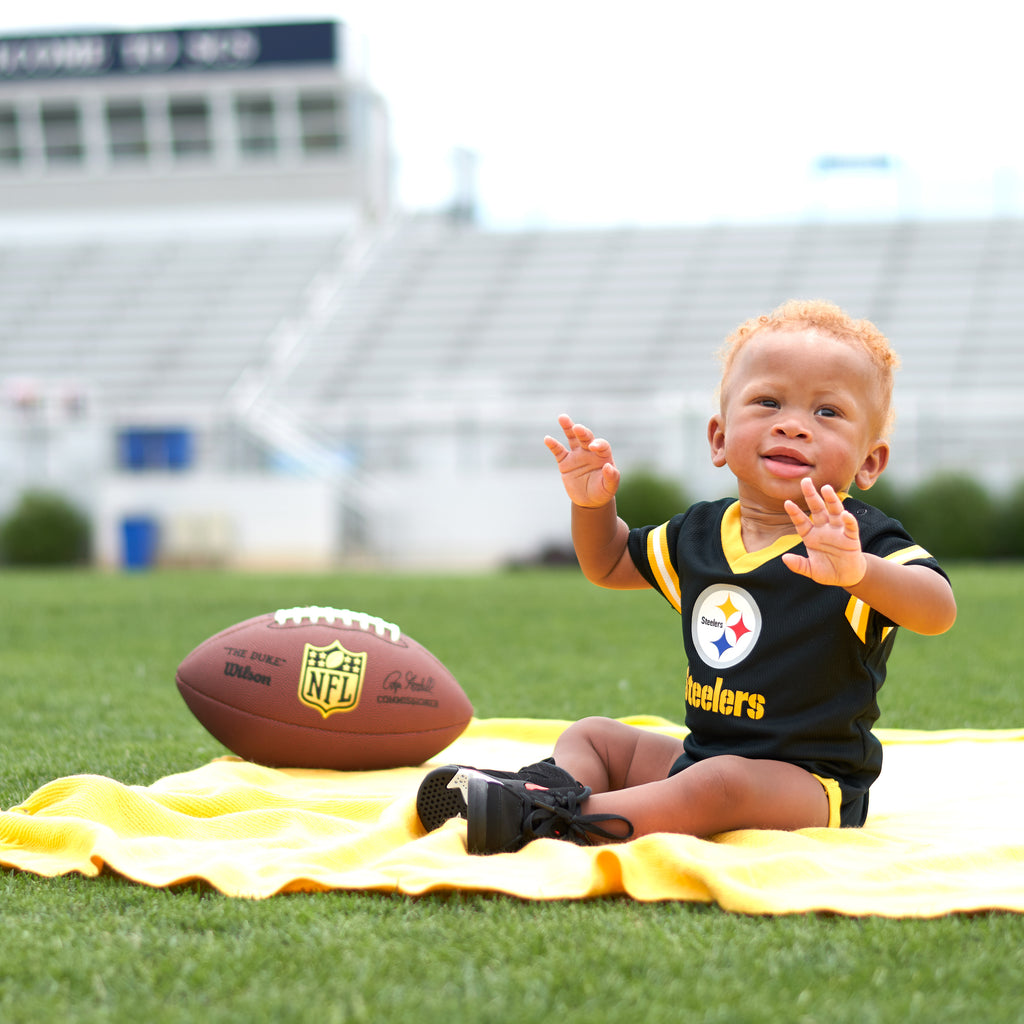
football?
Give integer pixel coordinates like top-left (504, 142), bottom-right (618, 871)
top-left (175, 605), bottom-right (473, 770)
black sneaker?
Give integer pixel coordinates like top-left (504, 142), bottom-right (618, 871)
top-left (416, 758), bottom-right (584, 834)
top-left (461, 771), bottom-right (634, 855)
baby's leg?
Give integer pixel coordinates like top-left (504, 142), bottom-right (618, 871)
top-left (552, 716), bottom-right (687, 792)
top-left (582, 755), bottom-right (830, 838)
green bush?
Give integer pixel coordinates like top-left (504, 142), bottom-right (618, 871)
top-left (991, 479), bottom-right (1024, 559)
top-left (849, 474), bottom-right (906, 523)
top-left (0, 490), bottom-right (91, 566)
top-left (615, 467), bottom-right (689, 528)
top-left (900, 473), bottom-right (996, 560)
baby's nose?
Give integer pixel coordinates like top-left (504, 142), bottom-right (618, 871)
top-left (772, 416), bottom-right (811, 438)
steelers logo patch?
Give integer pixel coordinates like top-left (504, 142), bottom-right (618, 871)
top-left (691, 584), bottom-right (762, 669)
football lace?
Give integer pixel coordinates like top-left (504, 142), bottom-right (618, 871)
top-left (273, 606), bottom-right (401, 641)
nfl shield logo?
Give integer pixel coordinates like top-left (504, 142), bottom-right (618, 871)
top-left (298, 640), bottom-right (367, 717)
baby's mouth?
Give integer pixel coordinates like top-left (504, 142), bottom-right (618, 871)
top-left (762, 449), bottom-right (811, 477)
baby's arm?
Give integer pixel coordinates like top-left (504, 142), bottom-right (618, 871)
top-left (782, 478), bottom-right (957, 636)
top-left (544, 415), bottom-right (648, 589)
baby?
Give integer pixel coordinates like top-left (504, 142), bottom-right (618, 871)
top-left (418, 299), bottom-right (956, 853)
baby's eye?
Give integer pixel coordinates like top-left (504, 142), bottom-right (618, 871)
top-left (757, 398), bottom-right (779, 409)
top-left (816, 406), bottom-right (838, 418)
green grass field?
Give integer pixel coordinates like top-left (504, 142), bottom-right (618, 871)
top-left (1, 565), bottom-right (1022, 1023)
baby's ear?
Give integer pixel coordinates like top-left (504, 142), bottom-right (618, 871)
top-left (707, 415), bottom-right (727, 468)
top-left (853, 440), bottom-right (890, 491)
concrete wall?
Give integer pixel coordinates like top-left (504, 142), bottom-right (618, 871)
top-left (95, 473), bottom-right (340, 569)
top-left (91, 466), bottom-right (574, 571)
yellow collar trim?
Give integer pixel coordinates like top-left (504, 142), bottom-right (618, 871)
top-left (720, 500), bottom-right (802, 574)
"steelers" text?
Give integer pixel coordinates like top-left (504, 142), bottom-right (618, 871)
top-left (685, 669), bottom-right (765, 720)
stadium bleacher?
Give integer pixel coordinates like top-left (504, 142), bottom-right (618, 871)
top-left (257, 215), bottom-right (1024, 487)
top-left (0, 231), bottom-right (344, 417)
top-left (3, 212), bottom-right (1024, 495)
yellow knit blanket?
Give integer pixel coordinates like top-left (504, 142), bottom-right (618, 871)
top-left (2, 717), bottom-right (1022, 916)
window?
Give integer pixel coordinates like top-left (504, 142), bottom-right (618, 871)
top-left (235, 93), bottom-right (276, 157)
top-left (105, 99), bottom-right (148, 161)
top-left (0, 106), bottom-right (19, 166)
top-left (169, 96), bottom-right (211, 158)
top-left (118, 428), bottom-right (194, 471)
top-left (41, 102), bottom-right (84, 165)
top-left (298, 92), bottom-right (345, 154)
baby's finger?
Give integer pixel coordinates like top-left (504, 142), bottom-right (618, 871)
top-left (799, 477), bottom-right (825, 512)
top-left (557, 416), bottom-right (591, 447)
top-left (544, 435), bottom-right (568, 460)
top-left (781, 552), bottom-right (812, 578)
top-left (842, 509), bottom-right (861, 539)
top-left (820, 484), bottom-right (845, 515)
top-left (555, 414), bottom-right (580, 444)
top-left (784, 499), bottom-right (811, 533)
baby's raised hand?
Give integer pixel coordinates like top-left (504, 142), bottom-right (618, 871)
top-left (544, 413), bottom-right (621, 508)
top-left (781, 478), bottom-right (868, 588)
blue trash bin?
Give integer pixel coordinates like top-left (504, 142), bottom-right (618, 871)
top-left (121, 516), bottom-right (159, 570)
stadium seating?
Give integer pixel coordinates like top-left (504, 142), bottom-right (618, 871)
top-left (0, 231), bottom-right (342, 415)
top-left (2, 214), bottom-right (1024, 489)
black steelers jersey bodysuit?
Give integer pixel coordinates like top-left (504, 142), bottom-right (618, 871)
top-left (628, 496), bottom-right (948, 821)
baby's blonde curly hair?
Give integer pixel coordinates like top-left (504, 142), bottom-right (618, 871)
top-left (718, 299), bottom-right (900, 436)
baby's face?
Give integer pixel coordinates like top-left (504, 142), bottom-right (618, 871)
top-left (709, 328), bottom-right (889, 506)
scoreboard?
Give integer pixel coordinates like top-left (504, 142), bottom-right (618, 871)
top-left (0, 21), bottom-right (339, 81)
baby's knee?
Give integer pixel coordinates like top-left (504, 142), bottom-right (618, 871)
top-left (565, 715), bottom-right (619, 732)
top-left (555, 717), bottom-right (632, 764)
top-left (559, 716), bottom-right (623, 747)
top-left (697, 754), bottom-right (759, 806)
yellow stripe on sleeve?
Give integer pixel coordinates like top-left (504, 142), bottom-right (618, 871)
top-left (647, 523), bottom-right (681, 613)
top-left (885, 544), bottom-right (933, 566)
top-left (845, 595), bottom-right (870, 643)
top-left (845, 544), bottom-right (935, 641)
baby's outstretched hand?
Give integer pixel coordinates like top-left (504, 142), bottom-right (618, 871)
top-left (544, 413), bottom-right (620, 508)
top-left (782, 478), bottom-right (867, 588)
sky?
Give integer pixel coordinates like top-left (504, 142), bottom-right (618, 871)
top-left (2, 0), bottom-right (1021, 228)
